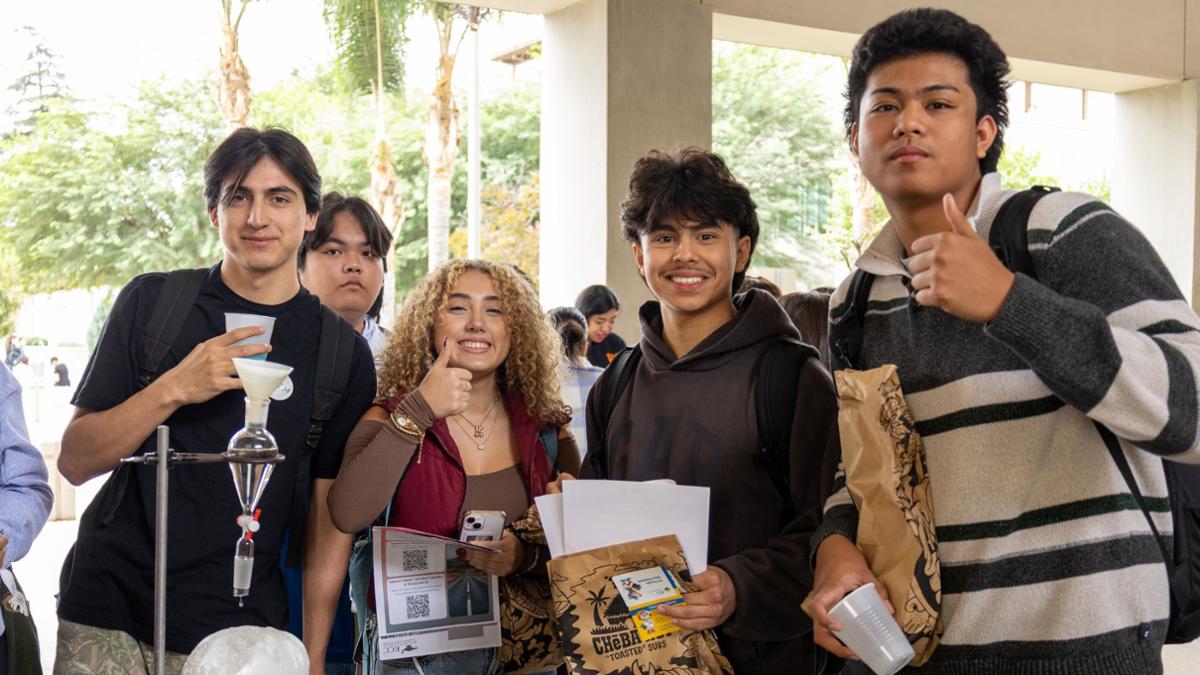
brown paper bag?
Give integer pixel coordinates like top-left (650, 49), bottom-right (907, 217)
top-left (836, 365), bottom-right (942, 665)
top-left (547, 535), bottom-right (734, 675)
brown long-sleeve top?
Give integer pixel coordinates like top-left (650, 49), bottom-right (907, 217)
top-left (327, 390), bottom-right (580, 534)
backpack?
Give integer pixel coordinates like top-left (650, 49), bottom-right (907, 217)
top-left (832, 186), bottom-right (1200, 644)
top-left (109, 268), bottom-right (357, 567)
top-left (588, 336), bottom-right (819, 525)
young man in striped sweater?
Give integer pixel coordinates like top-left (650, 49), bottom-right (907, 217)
top-left (806, 9), bottom-right (1200, 674)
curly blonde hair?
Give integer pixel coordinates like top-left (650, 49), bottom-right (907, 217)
top-left (378, 259), bottom-right (572, 428)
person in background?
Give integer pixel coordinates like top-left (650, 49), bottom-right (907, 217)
top-left (4, 337), bottom-right (23, 371)
top-left (329, 259), bottom-right (580, 675)
top-left (299, 191), bottom-right (394, 369)
top-left (296, 191), bottom-right (393, 674)
top-left (0, 360), bottom-right (54, 674)
top-left (738, 275), bottom-right (782, 298)
top-left (9, 358), bottom-right (33, 393)
top-left (50, 357), bottom-right (70, 388)
top-left (574, 285), bottom-right (625, 367)
top-left (778, 291), bottom-right (832, 368)
top-left (548, 306), bottom-right (603, 460)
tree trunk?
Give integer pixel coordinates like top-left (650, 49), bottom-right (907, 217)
top-left (218, 0), bottom-right (252, 128)
top-left (423, 14), bottom-right (462, 271)
top-left (370, 129), bottom-right (405, 324)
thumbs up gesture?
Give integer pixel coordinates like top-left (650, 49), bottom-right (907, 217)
top-left (416, 338), bottom-right (474, 420)
top-left (909, 193), bottom-right (1016, 323)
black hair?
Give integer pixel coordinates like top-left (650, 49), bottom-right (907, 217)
top-left (779, 290), bottom-right (832, 368)
top-left (548, 306), bottom-right (588, 364)
top-left (204, 127), bottom-right (322, 214)
top-left (738, 275), bottom-right (781, 299)
top-left (620, 147), bottom-right (759, 293)
top-left (298, 192), bottom-right (394, 320)
top-left (845, 8), bottom-right (1010, 173)
top-left (574, 285), bottom-right (620, 320)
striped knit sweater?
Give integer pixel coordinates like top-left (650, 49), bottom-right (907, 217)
top-left (815, 173), bottom-right (1200, 675)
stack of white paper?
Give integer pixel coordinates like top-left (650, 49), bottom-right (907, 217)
top-left (535, 480), bottom-right (710, 575)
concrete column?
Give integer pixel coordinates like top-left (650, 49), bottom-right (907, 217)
top-left (1113, 81), bottom-right (1200, 306)
top-left (541, 0), bottom-right (712, 339)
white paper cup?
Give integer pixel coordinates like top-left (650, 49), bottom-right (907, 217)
top-left (829, 583), bottom-right (915, 675)
top-left (224, 313), bottom-right (275, 360)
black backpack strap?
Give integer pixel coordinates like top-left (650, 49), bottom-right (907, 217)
top-left (589, 345), bottom-right (641, 480)
top-left (830, 269), bottom-right (876, 372)
top-left (753, 336), bottom-right (819, 526)
top-left (285, 306), bottom-right (357, 567)
top-left (99, 269), bottom-right (207, 527)
top-left (138, 268), bottom-right (207, 389)
top-left (1095, 423), bottom-right (1175, 577)
top-left (988, 185), bottom-right (1060, 279)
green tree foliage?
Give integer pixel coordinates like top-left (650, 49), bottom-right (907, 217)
top-left (449, 174), bottom-right (540, 285)
top-left (0, 78), bottom-right (225, 292)
top-left (712, 42), bottom-right (841, 271)
top-left (323, 0), bottom-right (414, 95)
top-left (256, 69), bottom-right (433, 294)
top-left (6, 26), bottom-right (70, 136)
top-left (1000, 144), bottom-right (1111, 202)
top-left (998, 145), bottom-right (1057, 191)
top-left (479, 79), bottom-right (539, 187)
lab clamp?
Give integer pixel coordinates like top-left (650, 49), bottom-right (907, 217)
top-left (122, 357), bottom-right (293, 675)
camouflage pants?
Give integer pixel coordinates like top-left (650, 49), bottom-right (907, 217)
top-left (52, 620), bottom-right (188, 675)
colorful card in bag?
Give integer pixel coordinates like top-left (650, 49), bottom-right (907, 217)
top-left (611, 566), bottom-right (685, 640)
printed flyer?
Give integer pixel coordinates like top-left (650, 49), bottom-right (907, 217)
top-left (371, 527), bottom-right (501, 660)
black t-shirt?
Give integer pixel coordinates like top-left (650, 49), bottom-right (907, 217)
top-left (60, 263), bottom-right (376, 653)
top-left (53, 363), bottom-right (69, 386)
top-left (586, 332), bottom-right (626, 368)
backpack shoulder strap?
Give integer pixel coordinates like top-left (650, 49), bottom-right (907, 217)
top-left (988, 185), bottom-right (1060, 280)
top-left (285, 305), bottom-right (358, 567)
top-left (307, 306), bottom-right (358, 446)
top-left (589, 345), bottom-right (642, 480)
top-left (138, 268), bottom-right (207, 389)
top-left (830, 268), bottom-right (876, 372)
top-left (754, 336), bottom-right (819, 526)
top-left (539, 427), bottom-right (559, 468)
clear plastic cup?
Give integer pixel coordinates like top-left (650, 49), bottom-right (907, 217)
top-left (829, 583), bottom-right (915, 675)
top-left (224, 313), bottom-right (275, 360)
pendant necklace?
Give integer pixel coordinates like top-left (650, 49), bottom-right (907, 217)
top-left (453, 396), bottom-right (500, 451)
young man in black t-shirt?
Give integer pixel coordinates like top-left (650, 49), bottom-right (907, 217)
top-left (54, 128), bottom-right (376, 674)
top-left (50, 357), bottom-right (69, 387)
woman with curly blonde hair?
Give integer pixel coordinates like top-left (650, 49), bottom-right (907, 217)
top-left (329, 259), bottom-right (579, 675)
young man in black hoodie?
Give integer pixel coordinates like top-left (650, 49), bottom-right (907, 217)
top-left (581, 148), bottom-right (841, 674)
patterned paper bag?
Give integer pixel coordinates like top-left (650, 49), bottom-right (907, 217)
top-left (546, 534), bottom-right (734, 674)
top-left (836, 365), bottom-right (942, 665)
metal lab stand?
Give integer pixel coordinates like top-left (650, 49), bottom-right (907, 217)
top-left (122, 425), bottom-right (282, 675)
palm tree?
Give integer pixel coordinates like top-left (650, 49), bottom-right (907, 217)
top-left (585, 587), bottom-right (609, 627)
top-left (422, 4), bottom-right (485, 271)
top-left (324, 0), bottom-right (414, 323)
top-left (218, 0), bottom-right (255, 128)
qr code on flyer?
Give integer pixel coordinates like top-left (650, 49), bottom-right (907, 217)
top-left (406, 593), bottom-right (432, 619)
top-left (402, 548), bottom-right (429, 571)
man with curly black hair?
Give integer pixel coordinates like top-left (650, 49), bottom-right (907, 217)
top-left (808, 8), bottom-right (1200, 674)
top-left (582, 148), bottom-right (842, 673)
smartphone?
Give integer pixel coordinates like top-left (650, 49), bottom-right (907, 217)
top-left (459, 510), bottom-right (506, 543)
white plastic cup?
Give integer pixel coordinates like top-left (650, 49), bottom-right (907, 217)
top-left (224, 313), bottom-right (275, 360)
top-left (829, 583), bottom-right (915, 675)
